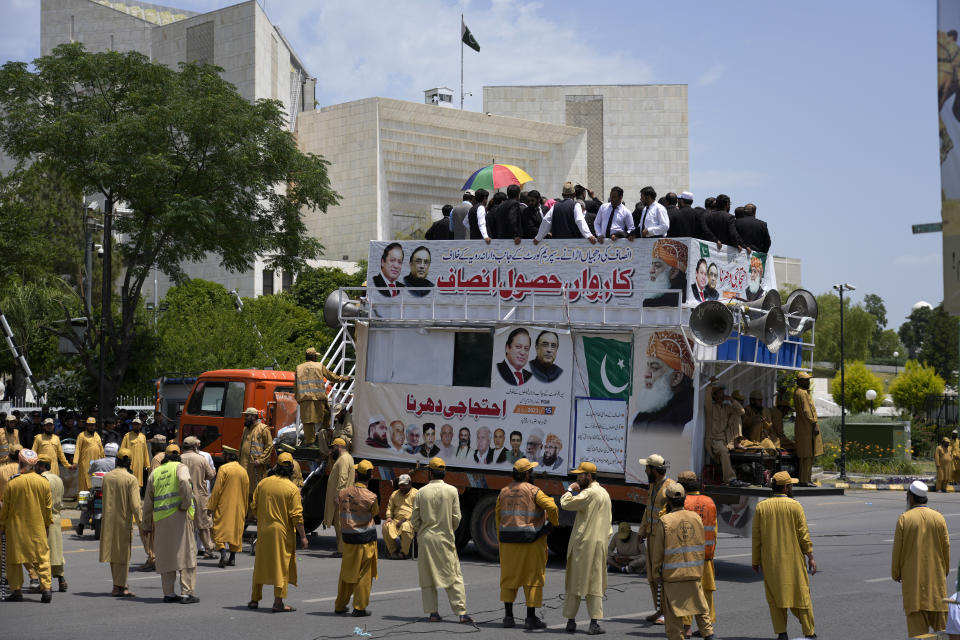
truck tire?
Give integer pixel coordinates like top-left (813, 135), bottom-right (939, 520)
top-left (546, 526), bottom-right (571, 557)
top-left (468, 495), bottom-right (499, 562)
top-left (301, 471), bottom-right (327, 534)
top-left (454, 514), bottom-right (471, 553)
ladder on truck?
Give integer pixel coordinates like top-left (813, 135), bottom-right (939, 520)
top-left (319, 322), bottom-right (357, 416)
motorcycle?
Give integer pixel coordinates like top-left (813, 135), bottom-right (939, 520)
top-left (75, 472), bottom-right (105, 540)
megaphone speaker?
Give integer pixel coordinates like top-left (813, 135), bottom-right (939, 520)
top-left (741, 306), bottom-right (787, 353)
top-left (689, 301), bottom-right (735, 347)
top-left (744, 289), bottom-right (782, 311)
top-left (323, 290), bottom-right (361, 328)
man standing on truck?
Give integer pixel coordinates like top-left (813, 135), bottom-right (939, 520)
top-left (383, 474), bottom-right (417, 559)
top-left (207, 445), bottom-right (248, 568)
top-left (240, 407), bottom-right (273, 498)
top-left (704, 382), bottom-right (749, 488)
top-left (743, 390), bottom-right (773, 443)
top-left (334, 459), bottom-right (379, 617)
top-left (560, 460), bottom-right (611, 635)
top-left (637, 453), bottom-right (670, 625)
top-left (793, 372), bottom-right (822, 487)
top-left (649, 481), bottom-right (715, 640)
top-left (295, 347), bottom-right (352, 450)
top-left (411, 457), bottom-right (473, 624)
top-left (324, 438), bottom-right (354, 558)
top-left (752, 471), bottom-right (817, 640)
top-left (497, 458), bottom-right (559, 630)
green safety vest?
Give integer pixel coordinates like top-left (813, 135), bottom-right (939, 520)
top-left (152, 461), bottom-right (195, 522)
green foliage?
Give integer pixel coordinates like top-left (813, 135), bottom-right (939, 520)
top-left (898, 305), bottom-right (932, 360)
top-left (863, 293), bottom-right (887, 329)
top-left (889, 360), bottom-right (945, 416)
top-left (829, 361), bottom-right (885, 414)
top-left (919, 304), bottom-right (959, 383)
top-left (872, 329), bottom-right (903, 360)
top-left (291, 263), bottom-right (366, 317)
top-left (812, 292), bottom-right (876, 363)
top-left (0, 44), bottom-right (340, 412)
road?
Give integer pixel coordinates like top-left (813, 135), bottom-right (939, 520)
top-left (3, 489), bottom-right (957, 640)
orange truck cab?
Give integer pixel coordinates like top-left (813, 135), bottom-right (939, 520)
top-left (178, 369), bottom-right (296, 458)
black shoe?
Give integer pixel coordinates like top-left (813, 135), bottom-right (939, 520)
top-left (524, 617), bottom-right (546, 630)
top-left (588, 622), bottom-right (605, 635)
top-left (776, 634), bottom-right (788, 640)
top-left (57, 577), bottom-right (68, 592)
top-left (227, 553), bottom-right (236, 567)
top-left (163, 595), bottom-right (181, 603)
top-left (218, 551), bottom-right (227, 568)
top-left (352, 609), bottom-right (370, 617)
top-left (503, 616), bottom-right (515, 628)
top-left (565, 620), bottom-right (576, 633)
top-left (702, 636), bottom-right (714, 640)
top-left (181, 595), bottom-right (200, 604)
top-left (40, 590), bottom-right (52, 603)
top-left (805, 636), bottom-right (817, 639)
top-left (5, 591), bottom-right (23, 602)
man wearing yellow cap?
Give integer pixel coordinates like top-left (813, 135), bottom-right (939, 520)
top-left (278, 443), bottom-right (304, 488)
top-left (207, 445), bottom-right (248, 568)
top-left (120, 417), bottom-right (150, 487)
top-left (793, 372), bottom-right (822, 487)
top-left (31, 418), bottom-right (71, 477)
top-left (35, 454), bottom-right (67, 593)
top-left (560, 460), bottom-right (612, 635)
top-left (240, 408), bottom-right (273, 498)
top-left (637, 453), bottom-right (670, 623)
top-left (100, 447), bottom-right (141, 596)
top-left (295, 347), bottom-right (352, 449)
top-left (0, 443), bottom-right (21, 502)
top-left (383, 473), bottom-right (417, 559)
top-left (0, 449), bottom-right (53, 602)
top-left (649, 481), bottom-right (715, 640)
top-left (182, 436), bottom-right (216, 558)
top-left (74, 417), bottom-right (104, 493)
top-left (324, 437), bottom-right (354, 557)
top-left (496, 458), bottom-right (559, 629)
top-left (607, 522), bottom-right (645, 574)
top-left (248, 452), bottom-right (307, 612)
top-left (752, 471), bottom-right (816, 640)
top-left (334, 459), bottom-right (379, 616)
top-left (412, 457), bottom-right (473, 624)
top-left (704, 381), bottom-right (749, 488)
top-left (142, 444), bottom-right (199, 603)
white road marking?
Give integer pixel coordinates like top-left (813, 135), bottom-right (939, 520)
top-left (713, 552), bottom-right (752, 560)
top-left (864, 577), bottom-right (891, 583)
top-left (303, 585), bottom-right (425, 603)
top-left (128, 566), bottom-right (252, 581)
top-left (547, 610), bottom-right (656, 629)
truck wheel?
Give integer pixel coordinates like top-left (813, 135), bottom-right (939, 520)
top-left (546, 526), bottom-right (571, 557)
top-left (454, 515), bottom-right (471, 553)
top-left (468, 495), bottom-right (499, 562)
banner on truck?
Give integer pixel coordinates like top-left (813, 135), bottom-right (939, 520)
top-left (938, 1), bottom-right (960, 313)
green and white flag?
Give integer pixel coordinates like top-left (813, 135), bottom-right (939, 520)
top-left (461, 18), bottom-right (480, 52)
top-left (582, 336), bottom-right (632, 400)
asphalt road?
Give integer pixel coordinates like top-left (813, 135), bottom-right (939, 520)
top-left (3, 490), bottom-right (958, 640)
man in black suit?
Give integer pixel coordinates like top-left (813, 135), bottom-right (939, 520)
top-left (690, 258), bottom-right (709, 303)
top-left (402, 245), bottom-right (434, 297)
top-left (491, 184), bottom-right (524, 243)
top-left (669, 192), bottom-right (721, 249)
top-left (497, 327), bottom-right (533, 386)
top-left (529, 330), bottom-right (564, 383)
top-left (373, 242), bottom-right (405, 297)
top-left (734, 203), bottom-right (771, 253)
top-left (425, 205), bottom-right (454, 240)
top-left (704, 195), bottom-right (746, 252)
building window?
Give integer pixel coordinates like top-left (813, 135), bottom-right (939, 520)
top-left (281, 270), bottom-right (293, 291)
top-left (262, 269), bottom-right (274, 296)
top-left (186, 21), bottom-right (214, 64)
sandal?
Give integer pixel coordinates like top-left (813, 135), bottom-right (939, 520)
top-left (248, 601), bottom-right (259, 609)
top-left (272, 605), bottom-right (296, 613)
top-left (111, 588), bottom-right (136, 598)
top-left (427, 613), bottom-right (442, 622)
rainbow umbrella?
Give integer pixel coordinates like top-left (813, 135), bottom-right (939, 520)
top-left (461, 164), bottom-right (533, 191)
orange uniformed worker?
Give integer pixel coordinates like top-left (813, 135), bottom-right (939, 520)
top-left (334, 459), bottom-right (379, 617)
top-left (678, 470), bottom-right (719, 632)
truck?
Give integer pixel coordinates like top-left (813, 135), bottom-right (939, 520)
top-left (179, 237), bottom-right (838, 561)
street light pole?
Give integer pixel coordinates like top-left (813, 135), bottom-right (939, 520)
top-left (833, 283), bottom-right (856, 481)
top-left (98, 194), bottom-right (114, 422)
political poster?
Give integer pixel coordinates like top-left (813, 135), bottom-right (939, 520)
top-left (685, 240), bottom-right (777, 306)
top-left (939, 1), bottom-right (960, 313)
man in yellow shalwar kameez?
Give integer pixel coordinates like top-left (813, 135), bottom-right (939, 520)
top-left (560, 461), bottom-right (612, 636)
top-left (248, 452), bottom-right (306, 613)
top-left (334, 459), bottom-right (379, 617)
top-left (752, 471), bottom-right (817, 640)
top-left (411, 457), bottom-right (473, 624)
top-left (31, 418), bottom-right (71, 477)
top-left (383, 473), bottom-right (417, 559)
top-left (207, 445), bottom-right (248, 568)
top-left (100, 447), bottom-right (141, 596)
top-left (75, 417), bottom-right (104, 493)
top-left (120, 418), bottom-right (151, 487)
top-left (324, 437), bottom-right (354, 557)
top-left (496, 458), bottom-right (558, 630)
top-left (239, 407), bottom-right (273, 498)
top-left (936, 437), bottom-right (954, 493)
top-left (638, 453), bottom-right (671, 624)
top-left (36, 454), bottom-right (67, 592)
top-left (793, 373), bottom-right (822, 487)
top-left (892, 480), bottom-right (950, 638)
top-left (0, 449), bottom-right (53, 603)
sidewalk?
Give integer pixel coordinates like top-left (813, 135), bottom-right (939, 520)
top-left (816, 470), bottom-right (937, 492)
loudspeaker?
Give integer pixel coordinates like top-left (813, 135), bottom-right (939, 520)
top-left (690, 300), bottom-right (735, 347)
top-left (743, 289), bottom-right (782, 311)
top-left (784, 289), bottom-right (818, 336)
top-left (323, 290), bottom-right (362, 328)
top-left (741, 306), bottom-right (787, 353)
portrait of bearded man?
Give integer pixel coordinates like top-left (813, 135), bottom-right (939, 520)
top-left (643, 239), bottom-right (688, 308)
top-left (632, 330), bottom-right (695, 432)
top-left (744, 254), bottom-right (765, 302)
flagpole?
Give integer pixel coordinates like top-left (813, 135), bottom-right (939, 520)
top-left (460, 14), bottom-right (464, 109)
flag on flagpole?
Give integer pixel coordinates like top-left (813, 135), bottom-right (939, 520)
top-left (461, 18), bottom-right (480, 52)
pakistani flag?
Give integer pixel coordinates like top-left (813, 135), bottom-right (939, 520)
top-left (582, 336), bottom-right (632, 400)
top-left (462, 18), bottom-right (480, 52)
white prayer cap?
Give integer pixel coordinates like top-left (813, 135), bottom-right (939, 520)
top-left (908, 480), bottom-right (928, 498)
top-left (368, 414), bottom-right (385, 425)
top-left (105, 442), bottom-right (119, 457)
top-left (679, 191), bottom-right (694, 202)
top-left (398, 474), bottom-right (412, 485)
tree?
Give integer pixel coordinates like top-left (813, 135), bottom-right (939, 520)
top-left (811, 292), bottom-right (875, 364)
top-left (863, 293), bottom-right (887, 329)
top-left (919, 304), bottom-right (959, 384)
top-left (0, 44), bottom-right (340, 415)
top-left (898, 305), bottom-right (933, 360)
top-left (829, 361), bottom-right (885, 414)
top-left (889, 360), bottom-right (945, 416)
top-left (872, 329), bottom-right (904, 359)
top-left (291, 263), bottom-right (366, 317)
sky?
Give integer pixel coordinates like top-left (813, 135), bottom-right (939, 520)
top-left (0, 0), bottom-right (943, 330)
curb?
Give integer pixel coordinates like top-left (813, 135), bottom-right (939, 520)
top-left (826, 481), bottom-right (940, 492)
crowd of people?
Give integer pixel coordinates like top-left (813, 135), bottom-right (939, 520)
top-left (424, 181), bottom-right (771, 254)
